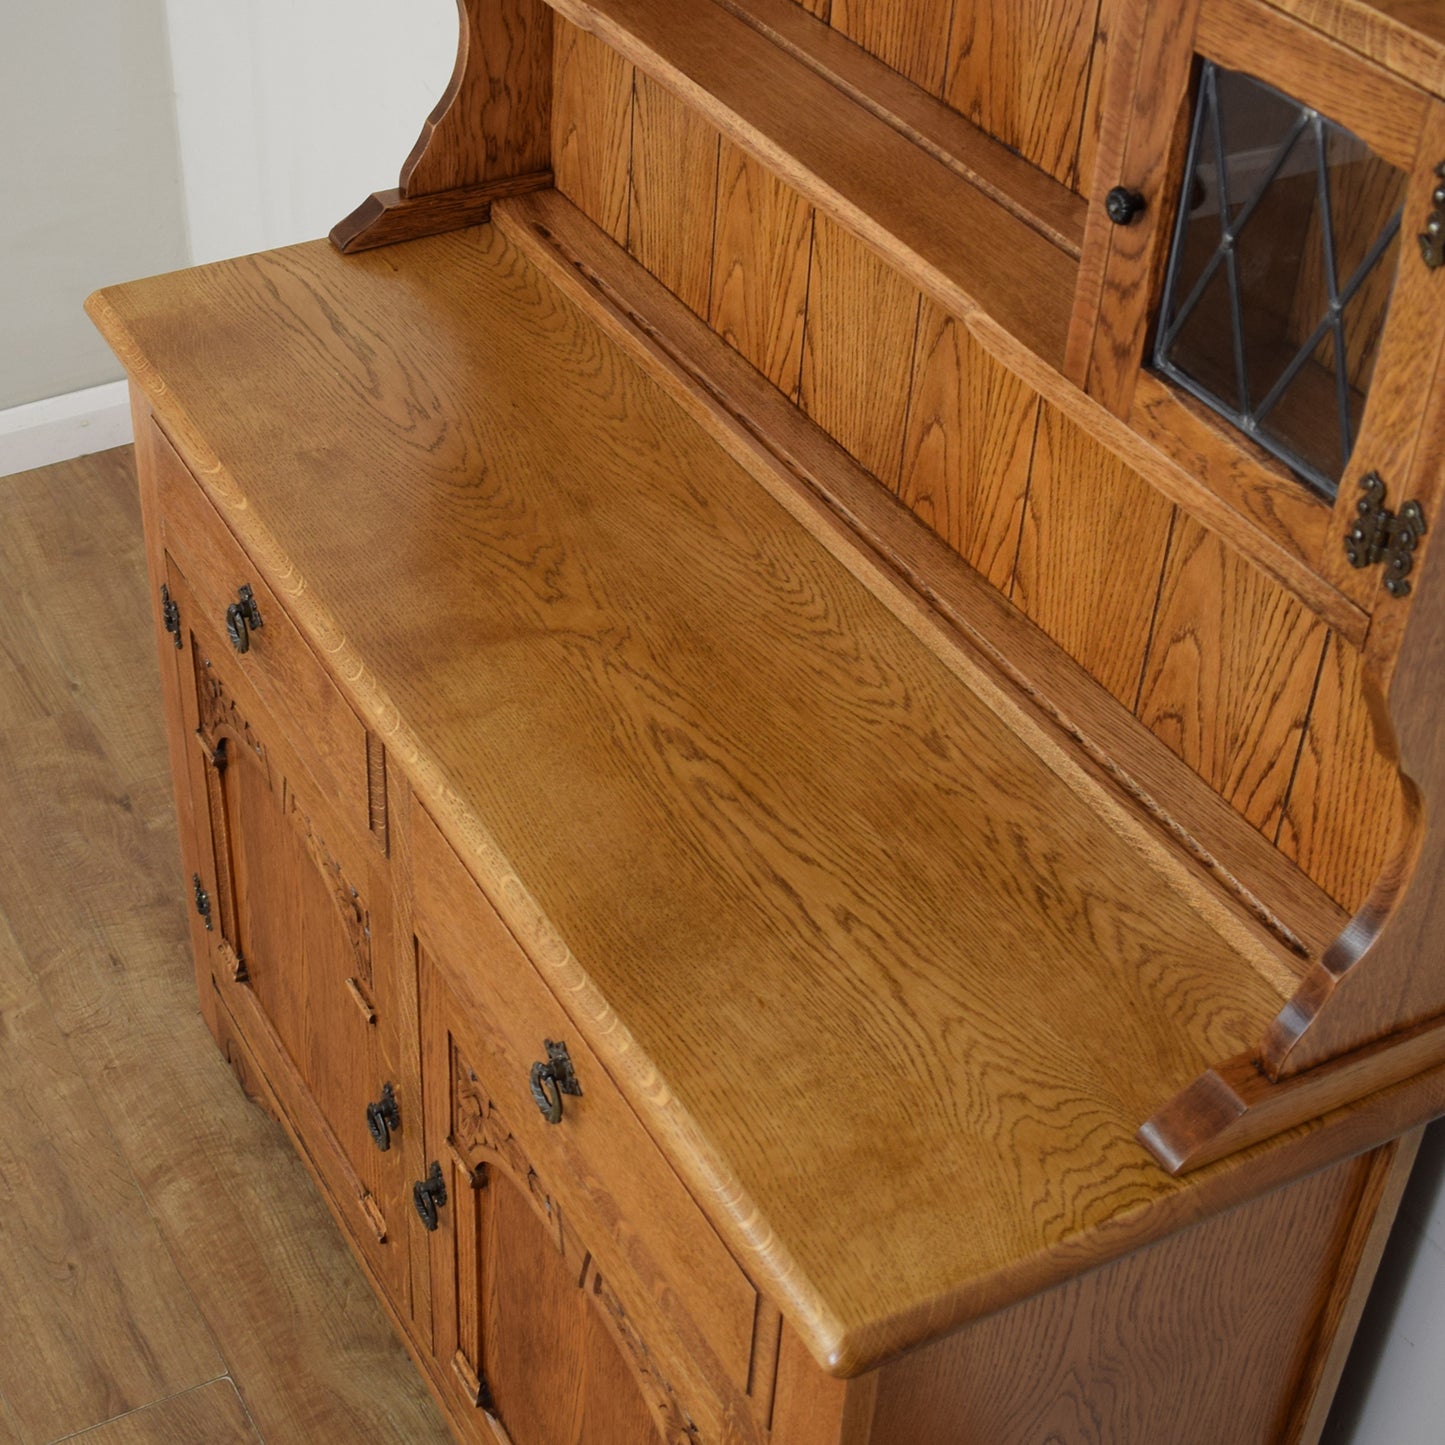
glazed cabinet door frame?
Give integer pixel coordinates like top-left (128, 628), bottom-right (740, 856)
top-left (1072, 0), bottom-right (1445, 619)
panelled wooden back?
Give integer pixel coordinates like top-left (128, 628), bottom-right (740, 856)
top-left (550, 15), bottom-right (1398, 915)
top-left (773, 0), bottom-right (1106, 191)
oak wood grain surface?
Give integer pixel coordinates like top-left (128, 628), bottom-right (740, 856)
top-left (547, 6), bottom-right (1383, 922)
top-left (331, 0), bottom-right (554, 253)
top-left (709, 140), bottom-right (815, 397)
top-left (548, 0), bottom-right (1371, 646)
top-left (0, 452), bottom-right (448, 1444)
top-left (1264, 0), bottom-right (1445, 97)
top-left (544, 47), bottom-right (1386, 923)
top-left (829, 0), bottom-right (952, 92)
top-left (627, 72), bottom-right (721, 318)
top-left (496, 187), bottom-right (1348, 972)
top-left (85, 223), bottom-right (1430, 1374)
top-left (868, 1150), bottom-right (1378, 1444)
top-left (543, 0), bottom-right (1075, 367)
top-left (1136, 514), bottom-right (1329, 841)
top-left (399, 0), bottom-right (554, 198)
top-left (713, 0), bottom-right (1087, 253)
top-left (941, 0), bottom-right (1102, 191)
top-left (799, 215), bottom-right (922, 486)
top-left (552, 18), bottom-right (635, 244)
top-left (895, 297), bottom-right (1039, 591)
top-left (1011, 403), bottom-right (1176, 708)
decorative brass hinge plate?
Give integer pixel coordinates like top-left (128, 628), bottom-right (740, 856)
top-left (1344, 472), bottom-right (1428, 598)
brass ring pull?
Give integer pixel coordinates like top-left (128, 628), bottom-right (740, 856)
top-left (528, 1040), bottom-right (581, 1126)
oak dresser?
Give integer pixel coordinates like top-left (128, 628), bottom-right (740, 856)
top-left (89, 1), bottom-right (1445, 1440)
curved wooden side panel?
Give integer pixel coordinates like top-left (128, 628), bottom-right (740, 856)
top-left (332, 0), bottom-right (555, 254)
top-left (1262, 561), bottom-right (1445, 1077)
top-left (1143, 237), bottom-right (1445, 1166)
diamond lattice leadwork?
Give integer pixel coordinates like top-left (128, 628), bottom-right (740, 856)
top-left (1154, 62), bottom-right (1406, 500)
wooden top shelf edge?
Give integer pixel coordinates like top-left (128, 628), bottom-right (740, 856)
top-left (708, 0), bottom-right (1087, 256)
top-left (83, 224), bottom-right (1407, 1376)
top-left (544, 0), bottom-right (1076, 369)
top-left (1265, 0), bottom-right (1445, 99)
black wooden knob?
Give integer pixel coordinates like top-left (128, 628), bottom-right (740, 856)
top-left (1105, 186), bottom-right (1146, 226)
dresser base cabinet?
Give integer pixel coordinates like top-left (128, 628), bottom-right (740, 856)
top-left (121, 396), bottom-right (1430, 1445)
top-left (91, 0), bottom-right (1445, 1413)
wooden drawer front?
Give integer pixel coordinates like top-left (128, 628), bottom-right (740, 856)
top-left (149, 422), bottom-right (373, 847)
top-left (411, 804), bottom-right (770, 1428)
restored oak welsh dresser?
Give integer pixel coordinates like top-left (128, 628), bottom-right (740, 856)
top-left (89, 1), bottom-right (1445, 1441)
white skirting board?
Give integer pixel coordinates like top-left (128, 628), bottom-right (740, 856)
top-left (0, 381), bottom-right (134, 479)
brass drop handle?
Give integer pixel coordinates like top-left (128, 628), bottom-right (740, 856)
top-left (224, 583), bottom-right (263, 654)
top-left (413, 1161), bottom-right (447, 1231)
top-left (366, 1082), bottom-right (400, 1152)
top-left (528, 1039), bottom-right (582, 1125)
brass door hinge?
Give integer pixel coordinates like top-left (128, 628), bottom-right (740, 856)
top-left (1344, 472), bottom-right (1427, 598)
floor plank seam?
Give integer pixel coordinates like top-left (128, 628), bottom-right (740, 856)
top-left (39, 1374), bottom-right (233, 1445)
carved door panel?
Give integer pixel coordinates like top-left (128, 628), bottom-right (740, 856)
top-left (419, 949), bottom-right (699, 1445)
top-left (163, 558), bottom-right (409, 1308)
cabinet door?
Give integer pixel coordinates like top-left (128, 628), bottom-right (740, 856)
top-left (165, 559), bottom-right (410, 1309)
top-left (419, 950), bottom-right (700, 1445)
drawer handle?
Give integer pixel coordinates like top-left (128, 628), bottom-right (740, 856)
top-left (366, 1082), bottom-right (400, 1152)
top-left (529, 1039), bottom-right (582, 1125)
top-left (224, 583), bottom-right (263, 654)
top-left (413, 1161), bottom-right (447, 1231)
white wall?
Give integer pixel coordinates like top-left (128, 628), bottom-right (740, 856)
top-left (0, 2), bottom-right (190, 410)
top-left (163, 1), bottom-right (458, 264)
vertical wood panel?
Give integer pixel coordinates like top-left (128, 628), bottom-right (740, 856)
top-left (628, 74), bottom-right (721, 317)
top-left (828, 0), bottom-right (956, 92)
top-left (870, 1151), bottom-right (1373, 1444)
top-left (799, 215), bottom-right (922, 487)
top-left (552, 19), bottom-right (635, 245)
top-left (710, 141), bottom-right (816, 400)
top-left (943, 0), bottom-right (1104, 188)
top-left (1135, 515), bottom-right (1329, 838)
top-left (1279, 636), bottom-right (1403, 913)
top-left (1012, 405), bottom-right (1175, 706)
top-left (896, 298), bottom-right (1040, 589)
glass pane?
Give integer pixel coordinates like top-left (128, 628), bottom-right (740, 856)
top-left (1154, 62), bottom-right (1406, 500)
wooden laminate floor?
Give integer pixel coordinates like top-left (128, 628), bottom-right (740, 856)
top-left (0, 447), bottom-right (450, 1445)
